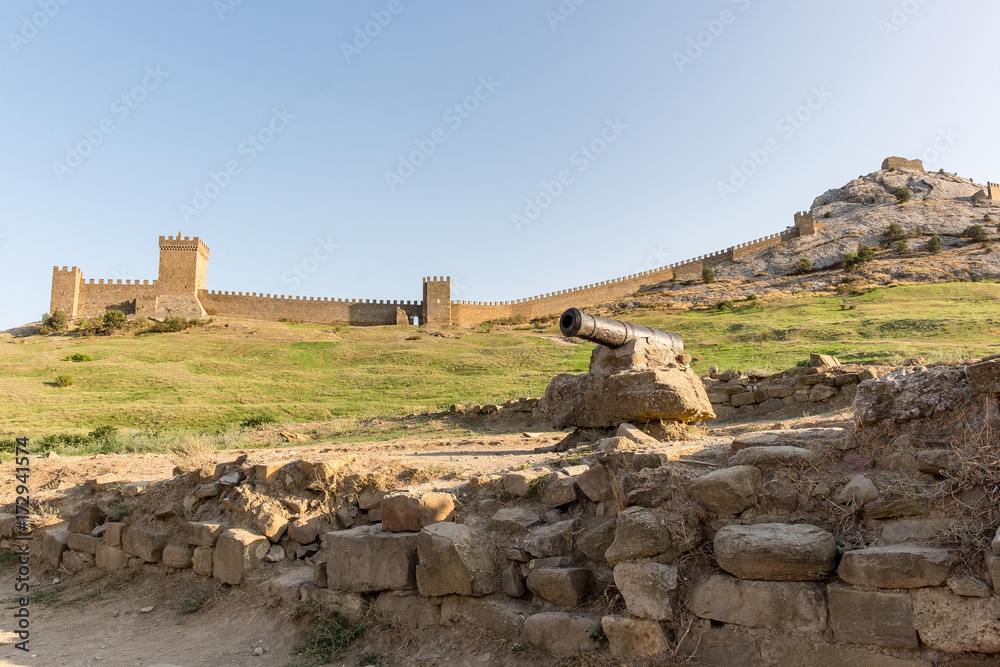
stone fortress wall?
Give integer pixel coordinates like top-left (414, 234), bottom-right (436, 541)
top-left (51, 213), bottom-right (820, 328)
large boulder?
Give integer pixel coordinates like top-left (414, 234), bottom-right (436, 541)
top-left (325, 525), bottom-right (418, 593)
top-left (854, 366), bottom-right (971, 425)
top-left (543, 338), bottom-right (714, 428)
top-left (415, 523), bottom-right (495, 597)
top-left (714, 523), bottom-right (837, 581)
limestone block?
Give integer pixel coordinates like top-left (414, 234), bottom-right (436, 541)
top-left (966, 357), bottom-right (1000, 396)
top-left (613, 561), bottom-right (678, 621)
top-left (62, 550), bottom-right (94, 574)
top-left (947, 575), bottom-right (990, 597)
top-left (122, 527), bottom-right (169, 563)
top-left (185, 521), bottom-right (226, 547)
top-left (575, 465), bottom-right (613, 502)
top-left (731, 390), bottom-right (759, 407)
top-left (489, 508), bottom-right (542, 535)
top-left (286, 516), bottom-right (328, 545)
top-left (605, 507), bottom-right (671, 567)
top-left (728, 446), bottom-right (817, 469)
top-left (523, 519), bottom-right (577, 559)
top-left (541, 476), bottom-right (578, 508)
top-left (358, 487), bottom-right (386, 510)
top-left (688, 465), bottom-right (762, 514)
top-left (575, 517), bottom-right (616, 564)
top-left (689, 574), bottom-right (827, 632)
top-left (299, 586), bottom-right (366, 621)
top-left (601, 615), bottom-right (668, 658)
top-left (255, 461), bottom-right (290, 484)
top-left (827, 584), bottom-right (918, 649)
top-left (502, 562), bottom-right (526, 597)
top-left (439, 596), bottom-right (526, 640)
top-left (524, 612), bottom-right (601, 657)
top-left (864, 499), bottom-right (927, 520)
top-left (253, 504), bottom-right (288, 542)
top-left (193, 546), bottom-right (213, 576)
top-left (833, 474), bottom-right (880, 506)
top-left (615, 423), bottom-right (660, 446)
top-left (162, 545), bottom-right (194, 569)
top-left (525, 567), bottom-right (591, 607)
top-left (838, 545), bottom-right (950, 588)
top-left (381, 492), bottom-right (454, 532)
top-left (915, 449), bottom-right (957, 475)
top-left (714, 523), bottom-right (837, 581)
top-left (808, 385), bottom-right (838, 401)
top-left (213, 528), bottom-right (270, 585)
top-left (103, 522), bottom-right (124, 547)
top-left (879, 518), bottom-right (955, 545)
top-left (912, 587), bottom-right (1000, 653)
top-left (68, 504), bottom-right (106, 534)
top-left (325, 525), bottom-right (418, 593)
top-left (502, 468), bottom-right (550, 498)
top-left (677, 627), bottom-right (762, 667)
top-left (375, 591), bottom-right (440, 627)
top-left (261, 563), bottom-right (313, 604)
top-left (66, 532), bottom-right (100, 555)
top-left (95, 544), bottom-right (128, 571)
top-left (415, 523), bottom-right (495, 597)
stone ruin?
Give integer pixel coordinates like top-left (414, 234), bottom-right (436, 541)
top-left (9, 348), bottom-right (1000, 663)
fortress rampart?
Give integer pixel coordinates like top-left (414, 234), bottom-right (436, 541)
top-left (51, 213), bottom-right (819, 327)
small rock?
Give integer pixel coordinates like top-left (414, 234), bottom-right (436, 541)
top-left (218, 472), bottom-right (241, 486)
top-left (139, 606), bottom-right (154, 613)
top-left (251, 647), bottom-right (263, 656)
top-left (265, 545), bottom-right (285, 562)
top-left (833, 474), bottom-right (879, 506)
top-left (947, 575), bottom-right (991, 597)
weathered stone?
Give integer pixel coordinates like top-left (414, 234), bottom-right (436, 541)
top-left (730, 427), bottom-right (849, 452)
top-left (877, 452), bottom-right (920, 472)
top-left (90, 474), bottom-right (122, 491)
top-left (185, 521), bottom-right (225, 547)
top-left (575, 518), bottom-right (616, 564)
top-left (489, 508), bottom-right (542, 535)
top-left (502, 562), bottom-right (526, 597)
top-left (688, 465), bottom-right (762, 514)
top-left (384, 492), bottom-right (453, 532)
top-left (880, 518), bottom-right (955, 544)
top-left (615, 423), bottom-right (660, 446)
top-left (213, 528), bottom-right (270, 585)
top-left (613, 562), bottom-right (678, 621)
top-left (690, 574), bottom-right (827, 632)
top-left (374, 591), bottom-right (440, 627)
top-left (358, 487), bottom-right (387, 510)
top-left (828, 584), bottom-right (918, 649)
top-left (833, 474), bottom-right (880, 506)
top-left (440, 596), bottom-right (526, 640)
top-left (810, 353), bottom-right (840, 367)
top-left (296, 544), bottom-right (320, 560)
top-left (286, 516), bottom-right (328, 545)
top-left (194, 483), bottom-right (220, 498)
top-left (264, 544), bottom-right (285, 562)
top-left (730, 390), bottom-right (759, 407)
top-left (68, 504), bottom-right (106, 534)
top-left (855, 366), bottom-right (971, 425)
top-left (544, 338), bottom-right (715, 429)
top-left (967, 357), bottom-right (1000, 396)
top-left (299, 586), bottom-right (367, 620)
top-left (947, 575), bottom-right (991, 597)
top-left (123, 481), bottom-right (151, 497)
top-left (728, 446), bottom-right (818, 469)
top-left (416, 523), bottom-right (495, 597)
top-left (255, 461), bottom-right (289, 484)
top-left (677, 627), bottom-right (762, 667)
top-left (468, 473), bottom-right (503, 495)
top-left (915, 448), bottom-right (957, 475)
top-left (605, 507), bottom-right (671, 566)
top-left (763, 474), bottom-right (798, 511)
top-left (526, 567), bottom-right (591, 607)
top-left (253, 504), bottom-right (288, 543)
top-left (541, 476), bottom-right (578, 508)
top-left (153, 502), bottom-right (182, 521)
top-left (66, 532), bottom-right (100, 554)
top-left (192, 546), bottom-right (213, 576)
top-left (261, 563), bottom-right (313, 604)
top-left (764, 636), bottom-right (929, 667)
top-left (575, 465), bottom-right (613, 502)
top-left (122, 527), bottom-right (168, 563)
top-left (912, 587), bottom-right (1000, 653)
top-left (325, 525), bottom-right (418, 593)
top-left (41, 529), bottom-right (69, 567)
top-left (95, 544), bottom-right (128, 571)
top-left (524, 612), bottom-right (601, 657)
top-left (62, 550), bottom-right (94, 574)
top-left (0, 513), bottom-right (16, 538)
top-left (523, 519), bottom-right (577, 559)
top-left (864, 498), bottom-right (928, 520)
top-left (502, 467), bottom-right (551, 498)
top-left (162, 545), bottom-right (194, 569)
top-left (838, 545), bottom-right (950, 588)
top-left (714, 523), bottom-right (837, 581)
top-left (809, 384), bottom-right (838, 401)
top-left (529, 556), bottom-right (575, 570)
top-left (601, 615), bottom-right (668, 658)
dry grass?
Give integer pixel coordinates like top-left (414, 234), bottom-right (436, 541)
top-left (169, 434), bottom-right (217, 472)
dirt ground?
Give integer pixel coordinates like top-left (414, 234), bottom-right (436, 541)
top-left (0, 410), bottom-right (850, 667)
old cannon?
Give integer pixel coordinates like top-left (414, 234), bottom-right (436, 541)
top-left (559, 308), bottom-right (684, 354)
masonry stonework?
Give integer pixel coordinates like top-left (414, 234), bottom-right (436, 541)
top-left (989, 182), bottom-right (1000, 201)
top-left (881, 156), bottom-right (924, 172)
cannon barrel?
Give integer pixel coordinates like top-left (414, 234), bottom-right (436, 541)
top-left (559, 308), bottom-right (684, 353)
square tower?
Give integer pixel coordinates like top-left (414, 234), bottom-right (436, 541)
top-left (50, 266), bottom-right (83, 317)
top-left (422, 276), bottom-right (451, 326)
top-left (158, 233), bottom-right (210, 294)
top-left (794, 211), bottom-right (820, 236)
top-left (989, 182), bottom-right (1000, 202)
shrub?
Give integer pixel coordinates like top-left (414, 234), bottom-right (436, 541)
top-left (823, 211), bottom-right (832, 219)
top-left (915, 226), bottom-right (924, 236)
top-left (54, 375), bottom-right (73, 387)
top-left (702, 266), bottom-right (716, 284)
top-left (405, 335), bottom-right (422, 341)
top-left (881, 223), bottom-right (906, 245)
top-left (984, 243), bottom-right (994, 254)
top-left (891, 186), bottom-right (911, 203)
top-left (963, 224), bottom-right (990, 242)
top-left (292, 604), bottom-right (369, 664)
top-left (146, 316), bottom-right (195, 334)
top-left (856, 243), bottom-right (875, 263)
top-left (985, 214), bottom-right (993, 223)
top-left (75, 318), bottom-right (99, 336)
top-left (715, 300), bottom-right (736, 312)
top-left (39, 310), bottom-right (69, 335)
top-left (101, 310), bottom-right (127, 331)
top-left (924, 234), bottom-right (942, 254)
top-left (842, 251), bottom-right (858, 269)
top-left (795, 258), bottom-right (813, 274)
top-left (65, 353), bottom-right (92, 362)
top-left (240, 411), bottom-right (278, 430)
top-left (746, 294), bottom-right (759, 303)
top-left (104, 500), bottom-right (130, 522)
top-left (895, 239), bottom-right (909, 253)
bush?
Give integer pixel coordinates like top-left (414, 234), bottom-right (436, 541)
top-left (794, 258), bottom-right (813, 274)
top-left (842, 251), bottom-right (858, 269)
top-left (914, 226), bottom-right (924, 236)
top-left (146, 316), bottom-right (196, 334)
top-left (54, 375), bottom-right (73, 387)
top-left (701, 266), bottom-right (716, 284)
top-left (823, 211), bottom-right (832, 219)
top-left (292, 604), bottom-right (369, 664)
top-left (65, 353), bottom-right (92, 362)
top-left (240, 411), bottom-right (278, 430)
top-left (39, 310), bottom-right (69, 335)
top-left (963, 224), bottom-right (990, 242)
top-left (895, 239), bottom-right (909, 253)
top-left (856, 244), bottom-right (875, 263)
top-left (985, 214), bottom-right (993, 223)
top-left (891, 186), bottom-right (911, 203)
top-left (101, 310), bottom-right (127, 331)
top-left (714, 299), bottom-right (736, 312)
top-left (75, 318), bottom-right (99, 336)
top-left (746, 294), bottom-right (759, 303)
top-left (881, 223), bottom-right (906, 245)
top-left (924, 234), bottom-right (942, 254)
top-left (984, 243), bottom-right (994, 254)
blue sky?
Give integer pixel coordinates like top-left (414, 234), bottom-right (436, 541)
top-left (1, 0), bottom-right (997, 329)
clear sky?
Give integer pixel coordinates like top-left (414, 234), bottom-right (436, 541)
top-left (2, 0), bottom-right (997, 329)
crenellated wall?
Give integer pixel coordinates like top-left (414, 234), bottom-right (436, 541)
top-left (198, 291), bottom-right (421, 326)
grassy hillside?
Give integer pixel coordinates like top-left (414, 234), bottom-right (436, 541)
top-left (3, 282), bottom-right (1000, 438)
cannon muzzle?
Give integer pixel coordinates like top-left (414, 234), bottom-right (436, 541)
top-left (559, 308), bottom-right (684, 353)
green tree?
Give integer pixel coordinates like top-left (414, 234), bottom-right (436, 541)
top-left (924, 234), bottom-right (942, 254)
top-left (895, 239), bottom-right (909, 253)
top-left (702, 266), bottom-right (716, 284)
top-left (795, 258), bottom-right (812, 274)
top-left (881, 223), bottom-right (906, 245)
top-left (40, 310), bottom-right (68, 334)
top-left (101, 310), bottom-right (127, 331)
top-left (963, 224), bottom-right (989, 242)
top-left (891, 186), bottom-right (911, 203)
top-left (856, 244), bottom-right (875, 264)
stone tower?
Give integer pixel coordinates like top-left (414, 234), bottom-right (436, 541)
top-left (50, 266), bottom-right (83, 317)
top-left (422, 276), bottom-right (451, 326)
top-left (794, 211), bottom-right (820, 236)
top-left (158, 233), bottom-right (209, 293)
top-left (989, 182), bottom-right (1000, 202)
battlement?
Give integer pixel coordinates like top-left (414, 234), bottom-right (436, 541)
top-left (793, 211), bottom-right (820, 236)
top-left (881, 156), bottom-right (924, 173)
top-left (159, 232), bottom-right (210, 258)
top-left (989, 183), bottom-right (1000, 201)
top-left (423, 276), bottom-right (450, 284)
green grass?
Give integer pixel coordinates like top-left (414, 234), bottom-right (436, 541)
top-left (4, 283), bottom-right (1000, 439)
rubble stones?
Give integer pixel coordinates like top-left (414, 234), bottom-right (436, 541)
top-left (489, 508), bottom-right (542, 535)
top-left (523, 520), bottom-right (577, 559)
top-left (502, 467), bottom-right (551, 498)
top-left (575, 465), bottom-right (613, 502)
top-left (68, 504), bottom-right (106, 534)
top-left (524, 612), bottom-right (602, 657)
top-left (730, 428), bottom-right (849, 452)
top-left (185, 521), bottom-right (226, 547)
top-left (714, 523), bottom-right (837, 581)
top-left (912, 587), bottom-right (1000, 653)
top-left (286, 516), bottom-right (328, 545)
top-left (855, 366), bottom-right (971, 425)
top-left (833, 475), bottom-right (880, 506)
top-left (381, 492), bottom-right (455, 532)
top-left (526, 567), bottom-right (591, 607)
top-left (122, 527), bottom-right (169, 563)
